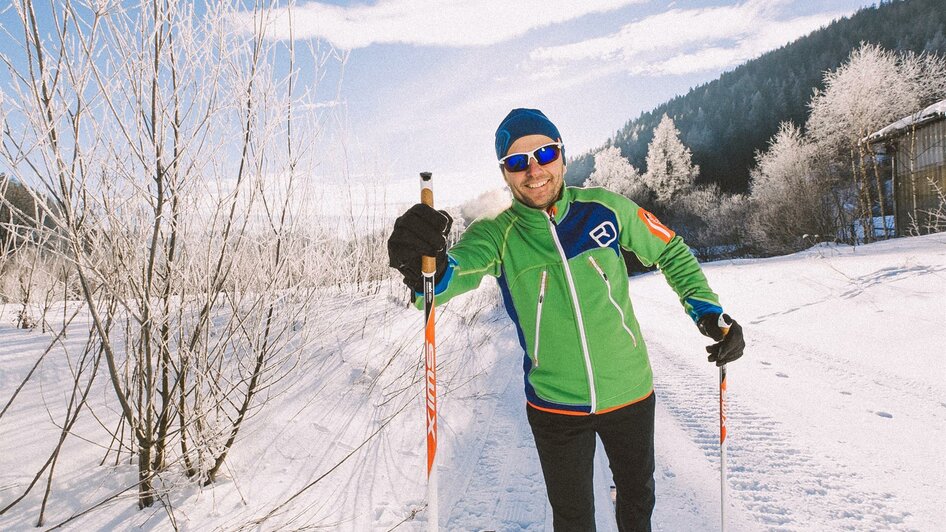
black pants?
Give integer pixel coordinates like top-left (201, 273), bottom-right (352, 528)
top-left (527, 393), bottom-right (656, 532)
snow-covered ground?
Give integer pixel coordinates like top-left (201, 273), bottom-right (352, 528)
top-left (1, 232), bottom-right (944, 531)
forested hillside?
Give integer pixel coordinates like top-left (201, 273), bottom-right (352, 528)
top-left (567, 0), bottom-right (946, 191)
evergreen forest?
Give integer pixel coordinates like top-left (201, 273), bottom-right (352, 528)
top-left (566, 0), bottom-right (946, 191)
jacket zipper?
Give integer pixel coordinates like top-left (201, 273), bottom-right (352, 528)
top-left (546, 214), bottom-right (598, 413)
top-left (533, 270), bottom-right (548, 367)
top-left (588, 256), bottom-right (638, 348)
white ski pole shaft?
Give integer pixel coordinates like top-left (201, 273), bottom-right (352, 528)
top-left (719, 362), bottom-right (728, 532)
top-left (420, 171), bottom-right (439, 532)
top-left (718, 313), bottom-right (731, 532)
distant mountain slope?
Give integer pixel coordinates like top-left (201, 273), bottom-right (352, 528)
top-left (566, 0), bottom-right (946, 191)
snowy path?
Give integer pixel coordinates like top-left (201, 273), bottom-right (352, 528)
top-left (439, 328), bottom-right (620, 532)
top-left (2, 234), bottom-right (942, 531)
top-left (649, 338), bottom-right (913, 531)
top-left (631, 235), bottom-right (946, 531)
top-left (441, 351), bottom-right (548, 531)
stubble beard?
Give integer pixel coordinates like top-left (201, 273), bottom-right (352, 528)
top-left (523, 179), bottom-right (563, 210)
top-left (509, 168), bottom-right (564, 210)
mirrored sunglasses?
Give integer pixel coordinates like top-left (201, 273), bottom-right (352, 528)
top-left (498, 142), bottom-right (563, 173)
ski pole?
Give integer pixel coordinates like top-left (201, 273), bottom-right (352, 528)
top-left (719, 363), bottom-right (728, 532)
top-left (420, 171), bottom-right (439, 532)
top-left (718, 315), bottom-right (731, 532)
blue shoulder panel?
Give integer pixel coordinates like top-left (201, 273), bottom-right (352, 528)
top-left (553, 201), bottom-right (621, 259)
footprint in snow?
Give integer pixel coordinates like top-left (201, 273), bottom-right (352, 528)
top-left (776, 372), bottom-right (789, 378)
top-left (875, 411), bottom-right (893, 419)
top-left (760, 360), bottom-right (772, 366)
top-left (840, 391), bottom-right (852, 396)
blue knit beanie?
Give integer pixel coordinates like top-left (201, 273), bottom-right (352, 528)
top-left (495, 108), bottom-right (564, 161)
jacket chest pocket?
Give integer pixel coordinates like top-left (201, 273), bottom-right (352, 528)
top-left (532, 270), bottom-right (548, 367)
top-left (587, 256), bottom-right (638, 347)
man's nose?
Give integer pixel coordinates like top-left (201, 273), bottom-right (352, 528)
top-left (525, 156), bottom-right (542, 176)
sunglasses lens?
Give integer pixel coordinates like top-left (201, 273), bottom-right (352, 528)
top-left (500, 144), bottom-right (562, 172)
top-left (503, 154), bottom-right (529, 172)
top-left (535, 144), bottom-right (560, 165)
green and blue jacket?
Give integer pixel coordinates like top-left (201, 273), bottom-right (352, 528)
top-left (429, 186), bottom-right (722, 415)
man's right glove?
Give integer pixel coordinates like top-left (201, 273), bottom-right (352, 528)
top-left (387, 203), bottom-right (453, 293)
top-left (697, 313), bottom-right (746, 366)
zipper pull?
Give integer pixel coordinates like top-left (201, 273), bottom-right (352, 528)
top-left (588, 256), bottom-right (608, 281)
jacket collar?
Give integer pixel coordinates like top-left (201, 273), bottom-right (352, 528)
top-left (509, 185), bottom-right (573, 227)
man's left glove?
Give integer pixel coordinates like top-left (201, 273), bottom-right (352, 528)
top-left (387, 203), bottom-right (453, 293)
top-left (697, 313), bottom-right (745, 366)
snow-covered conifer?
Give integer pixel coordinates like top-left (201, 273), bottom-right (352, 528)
top-left (642, 114), bottom-right (699, 204)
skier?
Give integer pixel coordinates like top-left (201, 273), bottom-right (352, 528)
top-left (387, 108), bottom-right (745, 531)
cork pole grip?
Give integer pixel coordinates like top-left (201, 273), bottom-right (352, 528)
top-left (420, 172), bottom-right (436, 275)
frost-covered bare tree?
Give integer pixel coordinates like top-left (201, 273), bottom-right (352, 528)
top-left (0, 0), bottom-right (344, 513)
top-left (808, 43), bottom-right (946, 241)
top-left (584, 145), bottom-right (651, 203)
top-left (748, 122), bottom-right (837, 254)
top-left (641, 114), bottom-right (699, 205)
top-left (667, 184), bottom-right (748, 260)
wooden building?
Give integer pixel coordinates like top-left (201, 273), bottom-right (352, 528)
top-left (866, 99), bottom-right (946, 236)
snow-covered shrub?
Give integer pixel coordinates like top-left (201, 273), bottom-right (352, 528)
top-left (669, 185), bottom-right (749, 260)
top-left (0, 247), bottom-right (73, 330)
top-left (748, 122), bottom-right (837, 255)
top-left (585, 146), bottom-right (652, 203)
top-left (0, 0), bottom-right (347, 510)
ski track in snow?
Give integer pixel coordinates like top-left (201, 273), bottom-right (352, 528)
top-left (649, 340), bottom-right (915, 532)
top-left (442, 366), bottom-right (547, 531)
top-left (437, 313), bottom-right (619, 532)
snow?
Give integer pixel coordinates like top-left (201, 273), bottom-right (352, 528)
top-left (865, 98), bottom-right (946, 143)
top-left (2, 233), bottom-right (945, 531)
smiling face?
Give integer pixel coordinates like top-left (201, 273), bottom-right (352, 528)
top-left (501, 134), bottom-right (566, 210)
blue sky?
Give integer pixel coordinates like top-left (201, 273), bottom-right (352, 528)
top-left (1, 0), bottom-right (879, 209)
top-left (229, 0), bottom-right (878, 207)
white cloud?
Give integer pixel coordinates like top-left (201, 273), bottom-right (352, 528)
top-left (530, 0), bottom-right (845, 76)
top-left (231, 0), bottom-right (647, 48)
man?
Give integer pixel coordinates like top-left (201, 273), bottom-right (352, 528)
top-left (387, 108), bottom-right (745, 531)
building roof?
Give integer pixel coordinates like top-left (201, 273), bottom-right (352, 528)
top-left (865, 99), bottom-right (946, 144)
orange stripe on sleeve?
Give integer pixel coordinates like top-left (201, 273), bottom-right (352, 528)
top-left (638, 208), bottom-right (675, 244)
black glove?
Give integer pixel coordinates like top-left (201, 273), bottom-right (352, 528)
top-left (387, 204), bottom-right (453, 292)
top-left (697, 313), bottom-right (745, 366)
